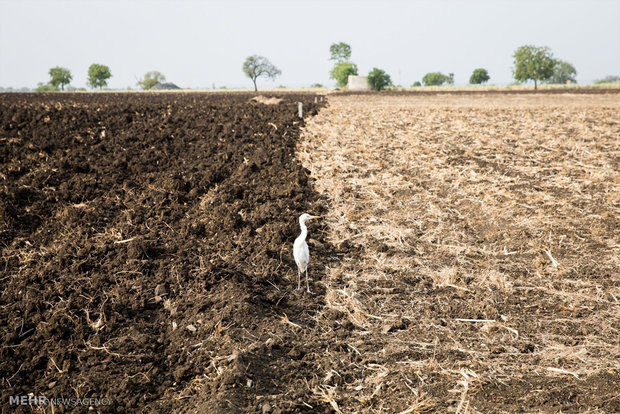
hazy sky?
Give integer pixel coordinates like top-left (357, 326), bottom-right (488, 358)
top-left (1, 0), bottom-right (619, 89)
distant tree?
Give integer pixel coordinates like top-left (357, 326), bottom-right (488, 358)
top-left (242, 55), bottom-right (281, 91)
top-left (546, 60), bottom-right (577, 84)
top-left (469, 68), bottom-right (490, 84)
top-left (329, 42), bottom-right (358, 88)
top-left (35, 82), bottom-right (59, 92)
top-left (87, 64), bottom-right (112, 89)
top-left (367, 68), bottom-right (392, 91)
top-left (138, 71), bottom-right (165, 90)
top-left (0, 86), bottom-right (33, 92)
top-left (422, 72), bottom-right (448, 86)
top-left (330, 62), bottom-right (358, 88)
top-left (447, 73), bottom-right (455, 85)
top-left (330, 42), bottom-right (352, 62)
top-left (412, 81), bottom-right (422, 87)
top-left (594, 75), bottom-right (620, 84)
top-left (512, 45), bottom-right (555, 89)
top-left (48, 66), bottom-right (72, 91)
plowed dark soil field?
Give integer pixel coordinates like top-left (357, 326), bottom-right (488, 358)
top-left (0, 92), bottom-right (330, 413)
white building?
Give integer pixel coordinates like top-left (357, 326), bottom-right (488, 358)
top-left (347, 76), bottom-right (369, 90)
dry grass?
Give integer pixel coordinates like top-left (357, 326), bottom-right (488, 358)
top-left (249, 95), bottom-right (284, 105)
top-left (299, 93), bottom-right (620, 412)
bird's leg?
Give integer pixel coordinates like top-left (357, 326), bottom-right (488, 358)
top-left (297, 270), bottom-right (301, 290)
top-left (305, 269), bottom-right (312, 293)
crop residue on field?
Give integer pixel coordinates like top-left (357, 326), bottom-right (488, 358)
top-left (299, 93), bottom-right (620, 412)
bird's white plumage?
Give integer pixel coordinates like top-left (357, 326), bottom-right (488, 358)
top-left (293, 235), bottom-right (309, 272)
top-left (293, 213), bottom-right (319, 292)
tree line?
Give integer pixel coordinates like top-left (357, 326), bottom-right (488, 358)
top-left (37, 65), bottom-right (175, 92)
top-left (28, 44), bottom-right (605, 92)
top-left (37, 64), bottom-right (112, 92)
top-left (38, 58), bottom-right (284, 92)
top-left (328, 43), bottom-right (579, 90)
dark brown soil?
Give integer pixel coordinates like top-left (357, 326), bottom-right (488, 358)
top-left (0, 92), bottom-right (330, 413)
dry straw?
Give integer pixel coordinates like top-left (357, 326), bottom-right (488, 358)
top-left (299, 92), bottom-right (620, 411)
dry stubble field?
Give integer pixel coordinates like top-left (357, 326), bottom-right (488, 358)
top-left (298, 92), bottom-right (620, 413)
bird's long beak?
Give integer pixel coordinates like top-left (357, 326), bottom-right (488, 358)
top-left (311, 215), bottom-right (321, 219)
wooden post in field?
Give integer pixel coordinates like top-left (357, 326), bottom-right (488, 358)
top-left (298, 102), bottom-right (303, 118)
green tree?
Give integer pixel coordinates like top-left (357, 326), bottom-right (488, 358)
top-left (87, 64), bottom-right (112, 89)
top-left (330, 42), bottom-right (352, 62)
top-left (35, 82), bottom-right (58, 92)
top-left (367, 68), bottom-right (392, 91)
top-left (412, 81), bottom-right (422, 87)
top-left (48, 66), bottom-right (72, 91)
top-left (422, 72), bottom-right (448, 86)
top-left (469, 68), bottom-right (490, 84)
top-left (138, 71), bottom-right (165, 90)
top-left (329, 42), bottom-right (358, 88)
top-left (447, 73), bottom-right (455, 85)
top-left (512, 45), bottom-right (555, 89)
top-left (330, 62), bottom-right (358, 88)
top-left (546, 60), bottom-right (577, 84)
top-left (242, 55), bottom-right (281, 91)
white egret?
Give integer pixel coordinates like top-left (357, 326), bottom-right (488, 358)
top-left (293, 213), bottom-right (320, 292)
